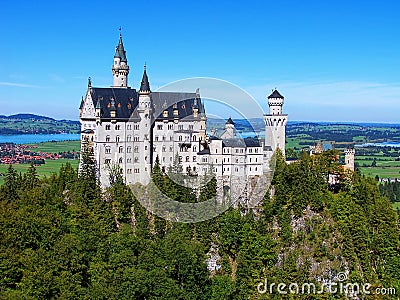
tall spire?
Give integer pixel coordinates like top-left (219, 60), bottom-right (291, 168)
top-left (114, 33), bottom-right (127, 62)
top-left (139, 64), bottom-right (151, 94)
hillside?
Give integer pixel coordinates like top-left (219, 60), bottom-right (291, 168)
top-left (0, 151), bottom-right (399, 298)
top-left (0, 114), bottom-right (80, 134)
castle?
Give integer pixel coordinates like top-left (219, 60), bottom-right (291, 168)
top-left (79, 34), bottom-right (287, 191)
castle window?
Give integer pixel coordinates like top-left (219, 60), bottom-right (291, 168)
top-left (193, 156), bottom-right (196, 162)
top-left (178, 125), bottom-right (183, 130)
top-left (105, 124), bottom-right (111, 130)
top-left (134, 136), bottom-right (139, 141)
top-left (169, 146), bottom-right (173, 152)
top-left (170, 136), bottom-right (173, 141)
top-left (105, 159), bottom-right (111, 164)
top-left (127, 146), bottom-right (132, 153)
top-left (134, 124), bottom-right (139, 130)
top-left (127, 124), bottom-right (132, 130)
top-left (179, 156), bottom-right (182, 162)
top-left (116, 136), bottom-right (120, 142)
top-left (106, 135), bottom-right (110, 142)
top-left (168, 124), bottom-right (173, 130)
top-left (157, 124), bottom-right (163, 130)
top-left (155, 136), bottom-right (159, 141)
top-left (134, 146), bottom-right (139, 153)
top-left (193, 146), bottom-right (197, 152)
top-left (255, 167), bottom-right (257, 171)
top-left (134, 157), bottom-right (139, 163)
top-left (119, 157), bottom-right (123, 164)
top-left (162, 146), bottom-right (166, 152)
top-left (119, 146), bottom-right (123, 153)
top-left (127, 135), bottom-right (132, 142)
top-left (163, 157), bottom-right (166, 163)
top-left (127, 158), bottom-right (132, 163)
top-left (186, 156), bottom-right (189, 162)
top-left (134, 169), bottom-right (140, 174)
top-left (145, 145), bottom-right (148, 150)
top-left (127, 169), bottom-right (132, 174)
top-left (162, 136), bottom-right (166, 141)
top-left (115, 125), bottom-right (120, 130)
top-left (189, 125), bottom-right (193, 130)
top-left (193, 135), bottom-right (196, 141)
top-left (179, 136), bottom-right (182, 141)
top-left (105, 147), bottom-right (111, 154)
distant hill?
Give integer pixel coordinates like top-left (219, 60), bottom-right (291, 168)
top-left (0, 114), bottom-right (80, 134)
top-left (0, 114), bottom-right (56, 121)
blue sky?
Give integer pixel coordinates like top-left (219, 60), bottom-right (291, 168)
top-left (1, 0), bottom-right (399, 122)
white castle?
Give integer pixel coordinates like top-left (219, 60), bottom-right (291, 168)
top-left (79, 34), bottom-right (288, 192)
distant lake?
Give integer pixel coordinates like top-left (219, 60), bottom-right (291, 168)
top-left (356, 141), bottom-right (400, 148)
top-left (0, 134), bottom-right (80, 144)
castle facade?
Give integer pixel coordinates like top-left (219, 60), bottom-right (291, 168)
top-left (79, 35), bottom-right (287, 189)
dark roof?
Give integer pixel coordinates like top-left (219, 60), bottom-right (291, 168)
top-left (90, 87), bottom-right (138, 119)
top-left (151, 92), bottom-right (205, 121)
top-left (226, 117), bottom-right (235, 125)
top-left (243, 138), bottom-right (261, 147)
top-left (268, 89), bottom-right (284, 99)
top-left (114, 34), bottom-right (127, 62)
top-left (222, 138), bottom-right (246, 148)
top-left (85, 87), bottom-right (205, 121)
top-left (139, 66), bottom-right (151, 93)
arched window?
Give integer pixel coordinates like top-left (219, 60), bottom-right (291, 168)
top-left (119, 146), bottom-right (123, 153)
top-left (119, 157), bottom-right (123, 164)
top-left (106, 135), bottom-right (110, 142)
top-left (116, 136), bottom-right (120, 143)
top-left (193, 135), bottom-right (196, 142)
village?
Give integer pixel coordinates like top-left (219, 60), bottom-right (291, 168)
top-left (0, 143), bottom-right (78, 165)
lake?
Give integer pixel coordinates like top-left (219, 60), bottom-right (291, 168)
top-left (0, 134), bottom-right (80, 144)
top-left (356, 141), bottom-right (400, 148)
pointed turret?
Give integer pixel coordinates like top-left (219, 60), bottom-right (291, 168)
top-left (226, 117), bottom-right (235, 125)
top-left (139, 64), bottom-right (151, 94)
top-left (114, 33), bottom-right (127, 62)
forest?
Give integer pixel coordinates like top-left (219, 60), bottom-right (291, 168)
top-left (0, 148), bottom-right (399, 299)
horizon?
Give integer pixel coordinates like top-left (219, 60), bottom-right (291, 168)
top-left (1, 0), bottom-right (399, 122)
top-left (3, 112), bottom-right (400, 126)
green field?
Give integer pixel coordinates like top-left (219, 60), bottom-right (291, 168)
top-left (359, 166), bottom-right (400, 178)
top-left (0, 159), bottom-right (79, 185)
top-left (0, 140), bottom-right (81, 185)
top-left (27, 140), bottom-right (80, 153)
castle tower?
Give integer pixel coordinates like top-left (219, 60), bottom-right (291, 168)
top-left (344, 148), bottom-right (355, 171)
top-left (220, 117), bottom-right (236, 139)
top-left (137, 65), bottom-right (152, 184)
top-left (264, 89), bottom-right (288, 156)
top-left (112, 33), bottom-right (130, 87)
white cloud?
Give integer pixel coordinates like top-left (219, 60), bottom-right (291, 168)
top-left (0, 81), bottom-right (44, 88)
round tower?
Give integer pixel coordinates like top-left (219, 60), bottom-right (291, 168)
top-left (112, 33), bottom-right (130, 87)
top-left (263, 89), bottom-right (288, 156)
